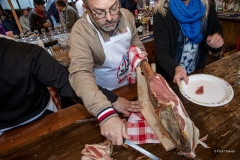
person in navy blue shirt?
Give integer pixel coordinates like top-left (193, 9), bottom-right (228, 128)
top-left (1, 13), bottom-right (20, 35)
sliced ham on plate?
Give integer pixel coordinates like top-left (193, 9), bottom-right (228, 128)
top-left (195, 86), bottom-right (204, 95)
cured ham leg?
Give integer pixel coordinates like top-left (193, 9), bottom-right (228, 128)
top-left (140, 61), bottom-right (209, 158)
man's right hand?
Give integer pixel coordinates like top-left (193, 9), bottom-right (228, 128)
top-left (173, 66), bottom-right (188, 85)
top-left (100, 116), bottom-right (129, 145)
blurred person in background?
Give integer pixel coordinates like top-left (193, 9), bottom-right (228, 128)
top-left (153, 0), bottom-right (224, 84)
top-left (29, 0), bottom-right (52, 33)
top-left (137, 0), bottom-right (150, 10)
top-left (126, 0), bottom-right (138, 14)
top-left (46, 0), bottom-right (60, 27)
top-left (0, 23), bottom-right (6, 35)
top-left (0, 10), bottom-right (5, 35)
top-left (27, 7), bottom-right (32, 12)
top-left (1, 13), bottom-right (19, 35)
top-left (58, 0), bottom-right (67, 26)
top-left (121, 0), bottom-right (127, 8)
top-left (19, 9), bottom-right (30, 33)
top-left (55, 0), bottom-right (80, 28)
top-left (0, 10), bottom-right (3, 24)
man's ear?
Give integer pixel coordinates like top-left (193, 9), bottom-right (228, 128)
top-left (82, 3), bottom-right (87, 9)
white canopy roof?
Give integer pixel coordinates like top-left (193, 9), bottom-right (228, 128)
top-left (0, 0), bottom-right (76, 10)
top-left (0, 0), bottom-right (34, 10)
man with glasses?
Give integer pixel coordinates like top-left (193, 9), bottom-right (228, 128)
top-left (68, 0), bottom-right (147, 145)
top-left (55, 0), bottom-right (80, 28)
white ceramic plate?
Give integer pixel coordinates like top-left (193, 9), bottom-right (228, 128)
top-left (179, 74), bottom-right (234, 107)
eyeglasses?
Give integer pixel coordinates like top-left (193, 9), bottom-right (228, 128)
top-left (87, 1), bottom-right (120, 19)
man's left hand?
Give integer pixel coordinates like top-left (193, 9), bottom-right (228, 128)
top-left (112, 97), bottom-right (144, 116)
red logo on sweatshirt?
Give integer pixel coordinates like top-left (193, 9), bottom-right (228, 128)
top-left (117, 55), bottom-right (129, 83)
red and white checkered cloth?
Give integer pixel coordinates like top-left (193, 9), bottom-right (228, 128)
top-left (128, 46), bottom-right (147, 84)
top-left (127, 112), bottom-right (160, 144)
top-left (128, 46), bottom-right (146, 72)
top-left (127, 47), bottom-right (157, 144)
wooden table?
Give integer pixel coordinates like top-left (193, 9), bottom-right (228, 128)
top-left (0, 52), bottom-right (239, 160)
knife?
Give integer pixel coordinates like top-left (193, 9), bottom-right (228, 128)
top-left (124, 139), bottom-right (161, 160)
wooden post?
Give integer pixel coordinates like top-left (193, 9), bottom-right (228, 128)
top-left (7, 0), bottom-right (23, 34)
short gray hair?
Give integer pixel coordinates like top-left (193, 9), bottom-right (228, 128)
top-left (82, 0), bottom-right (88, 6)
top-left (55, 0), bottom-right (67, 7)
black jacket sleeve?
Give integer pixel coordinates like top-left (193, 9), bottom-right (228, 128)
top-left (205, 0), bottom-right (223, 54)
top-left (98, 86), bottom-right (118, 103)
top-left (126, 0), bottom-right (137, 13)
top-left (31, 47), bottom-right (82, 104)
top-left (153, 10), bottom-right (180, 79)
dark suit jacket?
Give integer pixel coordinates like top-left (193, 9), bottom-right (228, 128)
top-left (62, 5), bottom-right (79, 28)
top-left (137, 0), bottom-right (150, 9)
top-left (2, 19), bottom-right (19, 35)
top-left (126, 0), bottom-right (137, 14)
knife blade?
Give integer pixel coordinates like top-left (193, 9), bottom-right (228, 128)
top-left (124, 139), bottom-right (161, 160)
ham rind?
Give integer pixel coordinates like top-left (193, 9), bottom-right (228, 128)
top-left (81, 140), bottom-right (113, 160)
top-left (149, 75), bottom-right (209, 158)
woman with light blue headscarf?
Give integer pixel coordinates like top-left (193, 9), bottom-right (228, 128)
top-left (153, 0), bottom-right (224, 85)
